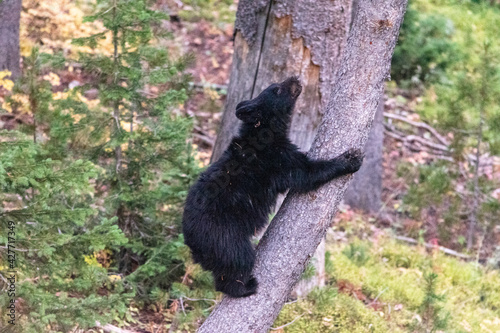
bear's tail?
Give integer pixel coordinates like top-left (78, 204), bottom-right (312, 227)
top-left (214, 274), bottom-right (258, 298)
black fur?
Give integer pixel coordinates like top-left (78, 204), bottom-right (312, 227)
top-left (182, 77), bottom-right (363, 298)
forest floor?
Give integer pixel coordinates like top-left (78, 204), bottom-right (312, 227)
top-left (271, 215), bottom-right (500, 333)
top-left (130, 216), bottom-right (500, 332)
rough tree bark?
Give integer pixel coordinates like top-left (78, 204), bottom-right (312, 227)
top-left (0, 0), bottom-right (22, 80)
top-left (344, 93), bottom-right (384, 213)
top-left (343, 0), bottom-right (385, 214)
top-left (211, 0), bottom-right (353, 296)
top-left (199, 1), bottom-right (408, 332)
top-left (211, 0), bottom-right (352, 161)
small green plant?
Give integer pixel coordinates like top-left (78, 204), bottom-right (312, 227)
top-left (411, 272), bottom-right (449, 333)
top-left (301, 261), bottom-right (317, 281)
top-left (342, 241), bottom-right (371, 267)
top-left (402, 163), bottom-right (456, 220)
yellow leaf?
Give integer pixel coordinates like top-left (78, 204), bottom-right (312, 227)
top-left (83, 254), bottom-right (102, 268)
top-left (43, 72), bottom-right (61, 86)
top-left (108, 275), bottom-right (122, 282)
top-left (0, 70), bottom-right (12, 80)
top-left (0, 70), bottom-right (14, 92)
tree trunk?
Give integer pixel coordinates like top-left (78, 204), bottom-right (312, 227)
top-left (0, 0), bottom-right (22, 80)
top-left (199, 1), bottom-right (407, 332)
top-left (351, 0), bottom-right (360, 25)
top-left (211, 0), bottom-right (352, 161)
top-left (211, 0), bottom-right (353, 297)
top-left (343, 0), bottom-right (384, 214)
top-left (343, 92), bottom-right (385, 213)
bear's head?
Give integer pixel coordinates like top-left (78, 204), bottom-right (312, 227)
top-left (235, 76), bottom-right (302, 131)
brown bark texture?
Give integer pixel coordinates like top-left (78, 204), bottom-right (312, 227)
top-left (199, 1), bottom-right (408, 332)
top-left (211, 0), bottom-right (352, 161)
top-left (0, 0), bottom-right (22, 79)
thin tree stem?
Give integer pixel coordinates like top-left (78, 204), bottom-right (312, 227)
top-left (467, 44), bottom-right (488, 250)
top-left (112, 0), bottom-right (122, 175)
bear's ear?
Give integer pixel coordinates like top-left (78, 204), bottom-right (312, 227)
top-left (235, 100), bottom-right (261, 123)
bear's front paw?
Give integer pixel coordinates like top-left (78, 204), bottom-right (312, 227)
top-left (339, 148), bottom-right (364, 174)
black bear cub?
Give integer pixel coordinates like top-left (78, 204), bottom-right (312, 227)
top-left (182, 77), bottom-right (363, 298)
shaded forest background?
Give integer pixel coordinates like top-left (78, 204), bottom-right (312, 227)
top-left (0, 0), bottom-right (500, 332)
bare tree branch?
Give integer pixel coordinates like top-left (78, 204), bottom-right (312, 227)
top-left (95, 321), bottom-right (134, 333)
top-left (384, 112), bottom-right (450, 146)
top-left (384, 124), bottom-right (450, 153)
top-left (393, 235), bottom-right (471, 260)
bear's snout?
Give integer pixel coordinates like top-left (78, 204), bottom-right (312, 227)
top-left (280, 76), bottom-right (302, 99)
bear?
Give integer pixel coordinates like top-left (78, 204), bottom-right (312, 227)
top-left (182, 76), bottom-right (363, 298)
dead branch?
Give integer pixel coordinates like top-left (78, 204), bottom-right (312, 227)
top-left (384, 112), bottom-right (450, 146)
top-left (189, 82), bottom-right (228, 92)
top-left (192, 133), bottom-right (215, 147)
top-left (270, 313), bottom-right (307, 331)
top-left (95, 322), bottom-right (135, 333)
top-left (393, 235), bottom-right (471, 259)
top-left (405, 135), bottom-right (449, 152)
top-left (384, 125), bottom-right (454, 162)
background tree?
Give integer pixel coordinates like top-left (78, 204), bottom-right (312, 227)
top-left (72, 0), bottom-right (201, 299)
top-left (0, 0), bottom-right (22, 79)
top-left (0, 48), bottom-right (131, 332)
top-left (344, 95), bottom-right (384, 213)
top-left (211, 0), bottom-right (352, 161)
top-left (199, 0), bottom-right (408, 331)
top-left (399, 7), bottom-right (500, 252)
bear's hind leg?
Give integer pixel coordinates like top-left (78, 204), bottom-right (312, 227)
top-left (213, 237), bottom-right (257, 298)
top-left (214, 273), bottom-right (257, 298)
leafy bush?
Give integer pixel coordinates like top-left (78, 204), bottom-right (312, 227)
top-left (401, 163), bottom-right (456, 221)
top-left (391, 5), bottom-right (460, 87)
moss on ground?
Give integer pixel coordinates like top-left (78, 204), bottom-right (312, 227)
top-left (274, 233), bottom-right (500, 332)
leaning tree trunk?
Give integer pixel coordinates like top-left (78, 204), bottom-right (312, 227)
top-left (343, 0), bottom-right (385, 214)
top-left (0, 0), bottom-right (22, 80)
top-left (211, 0), bottom-right (353, 296)
top-left (199, 1), bottom-right (408, 332)
top-left (344, 92), bottom-right (385, 213)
